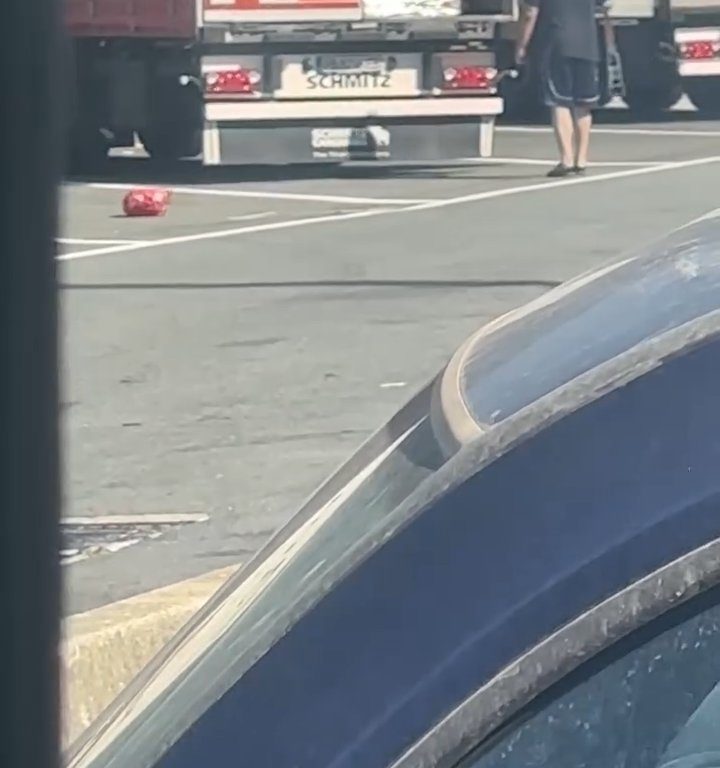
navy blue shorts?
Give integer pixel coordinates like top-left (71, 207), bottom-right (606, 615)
top-left (541, 50), bottom-right (600, 109)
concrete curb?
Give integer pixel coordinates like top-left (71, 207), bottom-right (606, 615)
top-left (61, 565), bottom-right (238, 747)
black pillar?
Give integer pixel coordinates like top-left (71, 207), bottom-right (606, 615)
top-left (2, 0), bottom-right (62, 763)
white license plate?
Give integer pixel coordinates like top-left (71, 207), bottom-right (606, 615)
top-left (275, 53), bottom-right (422, 98)
top-left (317, 55), bottom-right (386, 72)
top-left (311, 126), bottom-right (390, 158)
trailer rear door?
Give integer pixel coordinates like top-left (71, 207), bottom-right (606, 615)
top-left (671, 0), bottom-right (720, 9)
top-left (202, 0), bottom-right (363, 23)
top-left (606, 0), bottom-right (655, 17)
top-left (202, 0), bottom-right (517, 24)
top-left (65, 0), bottom-right (196, 37)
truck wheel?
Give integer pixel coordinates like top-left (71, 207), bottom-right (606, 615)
top-left (623, 83), bottom-right (683, 116)
top-left (500, 66), bottom-right (547, 122)
top-left (67, 127), bottom-right (110, 176)
top-left (141, 76), bottom-right (202, 162)
top-left (685, 79), bottom-right (720, 115)
top-left (140, 126), bottom-right (202, 162)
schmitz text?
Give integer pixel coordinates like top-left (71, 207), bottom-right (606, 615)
top-left (307, 72), bottom-right (392, 89)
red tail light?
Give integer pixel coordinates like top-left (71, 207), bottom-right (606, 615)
top-left (204, 68), bottom-right (262, 96)
top-left (442, 65), bottom-right (497, 92)
top-left (679, 40), bottom-right (720, 60)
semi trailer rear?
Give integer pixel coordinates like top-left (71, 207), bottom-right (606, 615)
top-left (65, 0), bottom-right (519, 169)
top-left (610, 0), bottom-right (720, 114)
top-left (671, 0), bottom-right (720, 111)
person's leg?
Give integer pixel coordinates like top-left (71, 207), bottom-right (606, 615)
top-left (570, 59), bottom-right (600, 172)
top-left (551, 106), bottom-right (575, 168)
top-left (541, 50), bottom-right (575, 176)
top-left (573, 105), bottom-right (592, 170)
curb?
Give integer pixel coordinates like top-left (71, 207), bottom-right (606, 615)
top-left (61, 565), bottom-right (238, 747)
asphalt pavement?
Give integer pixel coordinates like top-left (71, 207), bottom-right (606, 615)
top-left (60, 110), bottom-right (720, 614)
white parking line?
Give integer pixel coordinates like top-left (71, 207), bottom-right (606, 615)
top-left (498, 126), bottom-right (720, 138)
top-left (680, 206), bottom-right (720, 229)
top-left (58, 208), bottom-right (392, 261)
top-left (57, 237), bottom-right (148, 246)
top-left (227, 212), bottom-right (276, 222)
top-left (61, 553), bottom-right (89, 566)
top-left (63, 513), bottom-right (209, 525)
top-left (409, 154), bottom-right (720, 212)
top-left (468, 157), bottom-right (661, 167)
top-left (58, 154), bottom-right (720, 262)
top-left (87, 182), bottom-right (434, 206)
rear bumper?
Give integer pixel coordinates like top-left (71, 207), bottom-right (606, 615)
top-left (203, 117), bottom-right (498, 164)
top-left (678, 60), bottom-right (720, 76)
top-left (204, 96), bottom-right (504, 122)
top-left (202, 97), bottom-right (502, 165)
top-left (675, 27), bottom-right (720, 77)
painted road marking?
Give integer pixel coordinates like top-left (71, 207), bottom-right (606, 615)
top-left (498, 126), bottom-right (720, 138)
top-left (467, 157), bottom-right (662, 167)
top-left (57, 237), bottom-right (149, 246)
top-left (87, 181), bottom-right (435, 206)
top-left (58, 208), bottom-right (391, 261)
top-left (58, 155), bottom-right (720, 262)
top-left (409, 154), bottom-right (720, 212)
top-left (63, 513), bottom-right (210, 526)
top-left (678, 205), bottom-right (720, 229)
top-left (227, 212), bottom-right (276, 222)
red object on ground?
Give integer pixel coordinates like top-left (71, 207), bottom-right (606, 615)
top-left (122, 188), bottom-right (172, 217)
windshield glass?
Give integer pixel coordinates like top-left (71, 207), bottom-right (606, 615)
top-left (459, 224), bottom-right (720, 426)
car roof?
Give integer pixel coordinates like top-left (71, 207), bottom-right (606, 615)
top-left (433, 214), bottom-right (720, 452)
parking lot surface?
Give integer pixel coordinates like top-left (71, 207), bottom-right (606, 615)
top-left (60, 116), bottom-right (720, 613)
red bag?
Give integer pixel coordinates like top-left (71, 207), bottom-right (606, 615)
top-left (122, 187), bottom-right (171, 217)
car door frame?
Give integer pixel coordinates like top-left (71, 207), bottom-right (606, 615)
top-left (390, 536), bottom-right (720, 768)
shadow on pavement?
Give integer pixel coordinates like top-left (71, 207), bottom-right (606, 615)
top-left (66, 157), bottom-right (546, 186)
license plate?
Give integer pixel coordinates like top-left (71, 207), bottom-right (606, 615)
top-left (311, 126), bottom-right (390, 159)
top-left (275, 53), bottom-right (422, 98)
top-left (317, 55), bottom-right (386, 72)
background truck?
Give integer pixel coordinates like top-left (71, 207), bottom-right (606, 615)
top-left (64, 0), bottom-right (519, 170)
top-left (499, 0), bottom-right (678, 118)
top-left (669, 0), bottom-right (720, 111)
top-left (501, 0), bottom-right (720, 119)
top-left (609, 0), bottom-right (720, 114)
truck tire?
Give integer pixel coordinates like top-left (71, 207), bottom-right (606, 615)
top-left (140, 126), bottom-right (202, 162)
top-left (623, 83), bottom-right (683, 116)
top-left (615, 20), bottom-right (681, 117)
top-left (685, 79), bottom-right (720, 115)
top-left (141, 76), bottom-right (202, 162)
top-left (500, 64), bottom-right (547, 122)
top-left (68, 126), bottom-right (110, 176)
top-left (65, 38), bottom-right (111, 175)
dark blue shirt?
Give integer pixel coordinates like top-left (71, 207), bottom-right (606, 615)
top-left (525, 0), bottom-right (600, 62)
